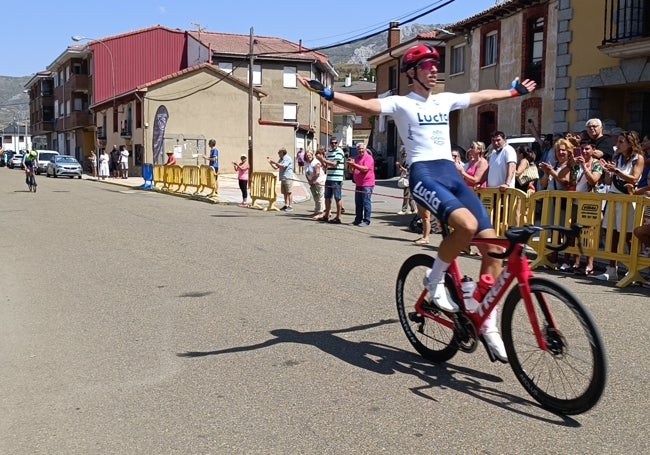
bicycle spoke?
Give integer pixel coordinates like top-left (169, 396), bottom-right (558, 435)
top-left (396, 254), bottom-right (458, 363)
top-left (502, 278), bottom-right (607, 415)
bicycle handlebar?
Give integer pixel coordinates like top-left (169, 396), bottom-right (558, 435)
top-left (487, 224), bottom-right (584, 260)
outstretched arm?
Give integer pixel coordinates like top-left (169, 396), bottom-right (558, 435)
top-left (297, 74), bottom-right (382, 114)
top-left (468, 78), bottom-right (536, 107)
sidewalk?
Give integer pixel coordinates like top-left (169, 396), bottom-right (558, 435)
top-left (83, 173), bottom-right (311, 207)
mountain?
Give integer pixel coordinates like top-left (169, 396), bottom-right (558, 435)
top-left (0, 76), bottom-right (30, 129)
top-left (325, 24), bottom-right (445, 65)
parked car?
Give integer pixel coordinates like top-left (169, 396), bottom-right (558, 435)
top-left (9, 154), bottom-right (24, 169)
top-left (486, 134), bottom-right (541, 159)
top-left (46, 155), bottom-right (83, 178)
top-left (1, 150), bottom-right (15, 167)
top-left (35, 150), bottom-right (59, 174)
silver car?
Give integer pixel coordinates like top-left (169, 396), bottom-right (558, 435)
top-left (46, 155), bottom-right (83, 178)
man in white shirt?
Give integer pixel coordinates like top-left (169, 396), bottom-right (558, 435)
top-left (487, 131), bottom-right (517, 190)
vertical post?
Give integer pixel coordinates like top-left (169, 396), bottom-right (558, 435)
top-left (248, 27), bottom-right (254, 176)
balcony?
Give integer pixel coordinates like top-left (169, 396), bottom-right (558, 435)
top-left (68, 111), bottom-right (93, 128)
top-left (97, 127), bottom-right (106, 139)
top-left (120, 127), bottom-right (132, 138)
top-left (67, 73), bottom-right (90, 93)
top-left (32, 120), bottom-right (55, 135)
top-left (600, 0), bottom-right (650, 58)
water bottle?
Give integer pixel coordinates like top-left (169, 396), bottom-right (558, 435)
top-left (472, 274), bottom-right (496, 314)
top-left (460, 276), bottom-right (477, 311)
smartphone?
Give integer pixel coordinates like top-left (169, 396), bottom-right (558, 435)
top-left (574, 149), bottom-right (582, 157)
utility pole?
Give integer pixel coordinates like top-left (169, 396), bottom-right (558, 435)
top-left (248, 27), bottom-right (254, 175)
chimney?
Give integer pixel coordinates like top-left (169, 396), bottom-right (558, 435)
top-left (388, 21), bottom-right (400, 49)
top-left (345, 73), bottom-right (352, 87)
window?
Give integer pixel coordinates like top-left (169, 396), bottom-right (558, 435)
top-left (355, 116), bottom-right (362, 125)
top-left (283, 66), bottom-right (297, 88)
top-left (526, 17), bottom-right (545, 87)
top-left (218, 62), bottom-right (233, 74)
top-left (247, 64), bottom-right (262, 85)
top-left (135, 100), bottom-right (142, 128)
top-left (283, 103), bottom-right (297, 121)
top-left (73, 98), bottom-right (83, 111)
top-left (389, 65), bottom-right (397, 91)
top-left (451, 44), bottom-right (465, 75)
top-left (483, 31), bottom-right (498, 66)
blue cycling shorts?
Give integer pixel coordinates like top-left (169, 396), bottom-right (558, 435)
top-left (409, 159), bottom-right (492, 233)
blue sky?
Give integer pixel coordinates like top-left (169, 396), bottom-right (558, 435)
top-left (5, 0), bottom-right (499, 77)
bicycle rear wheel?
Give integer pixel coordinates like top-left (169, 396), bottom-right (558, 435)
top-left (396, 254), bottom-right (459, 363)
top-left (502, 278), bottom-right (607, 415)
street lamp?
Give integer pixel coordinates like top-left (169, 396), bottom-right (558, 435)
top-left (71, 35), bottom-right (116, 180)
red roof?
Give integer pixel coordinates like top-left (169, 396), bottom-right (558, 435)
top-left (189, 31), bottom-right (330, 65)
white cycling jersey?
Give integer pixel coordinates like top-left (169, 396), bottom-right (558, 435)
top-left (379, 91), bottom-right (470, 166)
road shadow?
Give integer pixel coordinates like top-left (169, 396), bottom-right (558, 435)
top-left (177, 319), bottom-right (579, 426)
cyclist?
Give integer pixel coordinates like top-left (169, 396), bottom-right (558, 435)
top-left (298, 45), bottom-right (536, 361)
top-left (23, 151), bottom-right (39, 188)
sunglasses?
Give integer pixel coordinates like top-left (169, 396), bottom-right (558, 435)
top-left (417, 59), bottom-right (438, 72)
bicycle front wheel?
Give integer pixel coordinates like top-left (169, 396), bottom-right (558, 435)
top-left (396, 254), bottom-right (459, 363)
top-left (502, 278), bottom-right (607, 415)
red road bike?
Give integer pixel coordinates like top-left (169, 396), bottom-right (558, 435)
top-left (396, 224), bottom-right (607, 415)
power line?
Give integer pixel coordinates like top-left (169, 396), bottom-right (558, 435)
top-left (255, 0), bottom-right (457, 57)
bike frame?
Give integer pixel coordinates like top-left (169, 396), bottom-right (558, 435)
top-left (414, 237), bottom-right (551, 351)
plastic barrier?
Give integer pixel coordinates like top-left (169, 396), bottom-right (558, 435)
top-left (153, 164), bottom-right (165, 189)
top-left (249, 172), bottom-right (279, 211)
top-left (142, 163), bottom-right (154, 190)
top-left (475, 187), bottom-right (530, 237)
top-left (163, 165), bottom-right (182, 192)
top-left (526, 191), bottom-right (647, 287)
top-left (180, 165), bottom-right (201, 195)
top-left (197, 165), bottom-right (218, 199)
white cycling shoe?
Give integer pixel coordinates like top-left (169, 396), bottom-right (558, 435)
top-left (483, 331), bottom-right (508, 363)
top-left (423, 275), bottom-right (459, 313)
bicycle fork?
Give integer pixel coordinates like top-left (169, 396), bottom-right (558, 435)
top-left (519, 280), bottom-right (550, 352)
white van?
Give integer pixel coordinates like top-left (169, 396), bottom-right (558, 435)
top-left (35, 150), bottom-right (59, 174)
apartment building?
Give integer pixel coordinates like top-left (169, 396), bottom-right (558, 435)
top-left (25, 26), bottom-right (337, 175)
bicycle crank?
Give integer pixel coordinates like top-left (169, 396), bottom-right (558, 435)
top-left (454, 313), bottom-right (478, 352)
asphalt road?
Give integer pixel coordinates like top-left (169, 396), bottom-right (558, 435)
top-left (1, 168), bottom-right (649, 454)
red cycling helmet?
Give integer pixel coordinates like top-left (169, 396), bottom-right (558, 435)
top-left (400, 44), bottom-right (440, 72)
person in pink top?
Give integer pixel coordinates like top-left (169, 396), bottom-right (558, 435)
top-left (232, 154), bottom-right (250, 206)
top-left (456, 141), bottom-right (488, 189)
top-left (347, 143), bottom-right (375, 226)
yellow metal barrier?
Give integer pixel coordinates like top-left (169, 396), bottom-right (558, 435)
top-left (475, 187), bottom-right (529, 237)
top-left (180, 165), bottom-right (201, 195)
top-left (623, 196), bottom-right (650, 287)
top-left (153, 164), bottom-right (166, 189)
top-left (249, 172), bottom-right (279, 211)
top-left (470, 188), bottom-right (649, 287)
top-left (163, 165), bottom-right (182, 192)
top-left (197, 165), bottom-right (218, 199)
top-left (526, 191), bottom-right (647, 287)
